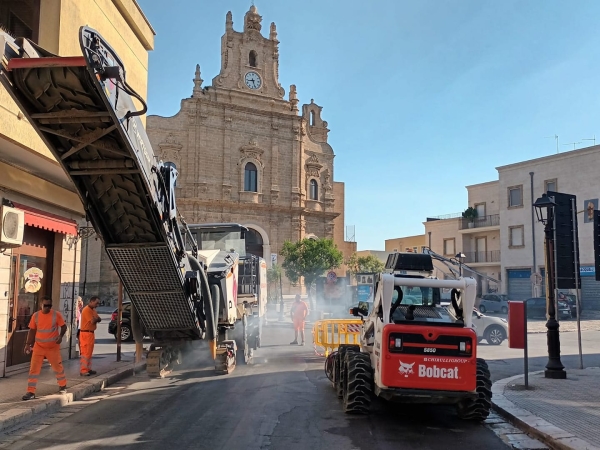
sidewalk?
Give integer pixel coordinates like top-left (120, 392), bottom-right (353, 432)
top-left (493, 367), bottom-right (600, 450)
top-left (0, 351), bottom-right (145, 432)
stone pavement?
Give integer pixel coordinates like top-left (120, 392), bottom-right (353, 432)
top-left (526, 311), bottom-right (600, 334)
top-left (493, 367), bottom-right (600, 450)
top-left (0, 351), bottom-right (145, 432)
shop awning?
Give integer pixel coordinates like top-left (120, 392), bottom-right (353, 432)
top-left (12, 202), bottom-right (78, 236)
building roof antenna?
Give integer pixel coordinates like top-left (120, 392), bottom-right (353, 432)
top-left (563, 142), bottom-right (581, 151)
top-left (582, 135), bottom-right (596, 146)
top-left (544, 134), bottom-right (559, 153)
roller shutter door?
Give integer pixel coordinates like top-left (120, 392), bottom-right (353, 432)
top-left (507, 269), bottom-right (531, 300)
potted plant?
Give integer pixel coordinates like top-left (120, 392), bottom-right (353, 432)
top-left (462, 207), bottom-right (478, 228)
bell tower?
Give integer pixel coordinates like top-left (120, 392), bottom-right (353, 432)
top-left (212, 6), bottom-right (285, 99)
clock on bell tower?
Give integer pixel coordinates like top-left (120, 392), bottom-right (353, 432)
top-left (212, 6), bottom-right (284, 99)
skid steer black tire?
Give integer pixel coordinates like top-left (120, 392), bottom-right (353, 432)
top-left (343, 352), bottom-right (373, 415)
top-left (476, 358), bottom-right (491, 379)
top-left (456, 358), bottom-right (492, 421)
top-left (336, 345), bottom-right (359, 398)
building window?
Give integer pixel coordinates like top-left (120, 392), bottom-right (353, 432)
top-left (310, 110), bottom-right (316, 126)
top-left (244, 162), bottom-right (258, 192)
top-left (420, 246), bottom-right (426, 253)
top-left (475, 203), bottom-right (486, 218)
top-left (443, 238), bottom-right (455, 256)
top-left (393, 248), bottom-right (398, 252)
top-left (509, 225), bottom-right (525, 248)
top-left (508, 185), bottom-right (523, 208)
top-left (0, 0), bottom-right (40, 43)
top-left (309, 179), bottom-right (318, 200)
top-left (249, 50), bottom-right (257, 67)
top-left (544, 179), bottom-right (557, 193)
top-left (413, 247), bottom-right (418, 253)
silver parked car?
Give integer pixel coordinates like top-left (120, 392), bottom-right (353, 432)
top-left (477, 294), bottom-right (509, 314)
top-left (472, 309), bottom-right (508, 345)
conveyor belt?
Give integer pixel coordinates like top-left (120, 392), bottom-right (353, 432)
top-left (0, 27), bottom-right (202, 338)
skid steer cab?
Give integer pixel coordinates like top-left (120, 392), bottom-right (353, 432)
top-left (327, 252), bottom-right (492, 421)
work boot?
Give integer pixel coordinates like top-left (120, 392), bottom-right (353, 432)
top-left (22, 392), bottom-right (35, 401)
top-left (88, 370), bottom-right (97, 375)
top-left (290, 340), bottom-right (298, 345)
top-left (59, 386), bottom-right (67, 394)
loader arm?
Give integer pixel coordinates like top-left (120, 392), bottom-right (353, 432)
top-left (0, 27), bottom-right (216, 355)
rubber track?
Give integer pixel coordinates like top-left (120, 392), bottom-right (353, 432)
top-left (343, 352), bottom-right (373, 415)
top-left (456, 358), bottom-right (492, 421)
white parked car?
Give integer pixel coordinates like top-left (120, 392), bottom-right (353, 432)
top-left (472, 309), bottom-right (508, 345)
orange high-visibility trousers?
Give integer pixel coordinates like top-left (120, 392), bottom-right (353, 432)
top-left (79, 331), bottom-right (95, 374)
top-left (27, 346), bottom-right (67, 394)
top-left (293, 318), bottom-right (305, 331)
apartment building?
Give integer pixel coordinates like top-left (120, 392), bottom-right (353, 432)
top-left (498, 145), bottom-right (600, 309)
top-left (384, 234), bottom-right (426, 254)
top-left (423, 181), bottom-right (501, 295)
top-left (356, 250), bottom-right (390, 264)
top-left (0, 0), bottom-right (154, 376)
top-left (417, 145), bottom-right (600, 309)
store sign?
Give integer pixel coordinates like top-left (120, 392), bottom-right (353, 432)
top-left (357, 274), bottom-right (375, 303)
top-left (580, 266), bottom-right (595, 277)
top-left (327, 271), bottom-right (337, 283)
top-left (23, 267), bottom-right (43, 293)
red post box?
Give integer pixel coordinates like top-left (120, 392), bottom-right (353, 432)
top-left (508, 301), bottom-right (526, 349)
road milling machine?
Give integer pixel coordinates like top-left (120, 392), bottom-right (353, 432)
top-left (186, 223), bottom-right (268, 369)
top-left (328, 252), bottom-right (492, 420)
top-left (0, 27), bottom-right (243, 376)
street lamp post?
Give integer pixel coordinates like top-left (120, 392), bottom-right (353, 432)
top-left (533, 193), bottom-right (567, 379)
top-left (455, 252), bottom-right (466, 277)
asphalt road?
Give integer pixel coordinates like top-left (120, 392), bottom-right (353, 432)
top-left (4, 313), bottom-right (598, 450)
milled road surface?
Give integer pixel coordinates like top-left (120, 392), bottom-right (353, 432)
top-left (2, 319), bottom-right (511, 450)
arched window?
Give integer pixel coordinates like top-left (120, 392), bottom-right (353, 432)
top-left (310, 110), bottom-right (316, 126)
top-left (309, 179), bottom-right (318, 200)
top-left (244, 162), bottom-right (258, 192)
top-left (249, 50), bottom-right (257, 67)
top-left (245, 228), bottom-right (264, 257)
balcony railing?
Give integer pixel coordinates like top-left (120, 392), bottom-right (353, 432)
top-left (426, 212), bottom-right (463, 221)
top-left (459, 214), bottom-right (500, 230)
top-left (463, 250), bottom-right (501, 264)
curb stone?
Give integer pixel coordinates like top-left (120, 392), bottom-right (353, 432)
top-left (492, 372), bottom-right (600, 450)
top-left (0, 362), bottom-right (146, 433)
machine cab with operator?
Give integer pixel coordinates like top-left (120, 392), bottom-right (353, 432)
top-left (331, 252), bottom-right (492, 420)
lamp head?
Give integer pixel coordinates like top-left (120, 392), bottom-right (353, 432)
top-left (533, 193), bottom-right (556, 224)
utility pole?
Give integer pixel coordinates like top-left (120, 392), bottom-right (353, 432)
top-left (530, 172), bottom-right (537, 297)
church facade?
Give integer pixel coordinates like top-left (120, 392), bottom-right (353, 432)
top-left (146, 7), bottom-right (356, 279)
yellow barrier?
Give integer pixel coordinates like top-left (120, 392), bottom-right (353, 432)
top-left (312, 319), bottom-right (363, 357)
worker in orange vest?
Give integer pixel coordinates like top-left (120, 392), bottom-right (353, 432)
top-left (79, 296), bottom-right (102, 376)
top-left (22, 295), bottom-right (68, 401)
top-left (290, 295), bottom-right (308, 346)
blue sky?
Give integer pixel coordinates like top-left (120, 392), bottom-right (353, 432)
top-left (137, 0), bottom-right (600, 250)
